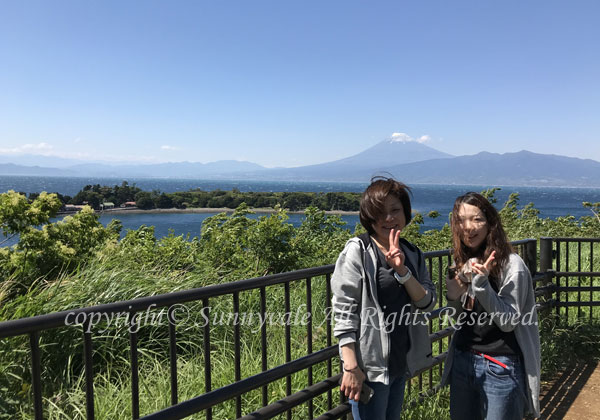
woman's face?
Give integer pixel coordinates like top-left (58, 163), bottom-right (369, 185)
top-left (372, 195), bottom-right (406, 244)
top-left (456, 203), bottom-right (488, 250)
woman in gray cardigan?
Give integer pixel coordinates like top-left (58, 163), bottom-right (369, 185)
top-left (332, 177), bottom-right (436, 420)
top-left (443, 192), bottom-right (540, 419)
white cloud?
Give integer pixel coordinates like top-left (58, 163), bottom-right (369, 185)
top-left (160, 145), bottom-right (180, 151)
top-left (417, 135), bottom-right (431, 143)
top-left (0, 142), bottom-right (54, 154)
top-left (389, 133), bottom-right (432, 144)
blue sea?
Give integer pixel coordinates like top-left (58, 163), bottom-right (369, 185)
top-left (1, 175), bottom-right (599, 247)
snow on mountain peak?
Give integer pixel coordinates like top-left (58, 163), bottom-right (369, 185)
top-left (389, 133), bottom-right (431, 144)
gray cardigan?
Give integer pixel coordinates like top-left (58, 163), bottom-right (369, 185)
top-left (441, 253), bottom-right (541, 418)
top-left (331, 236), bottom-right (437, 385)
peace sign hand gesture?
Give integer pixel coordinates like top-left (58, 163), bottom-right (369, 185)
top-left (471, 251), bottom-right (496, 277)
top-left (385, 229), bottom-right (408, 275)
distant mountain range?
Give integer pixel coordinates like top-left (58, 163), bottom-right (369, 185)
top-left (1, 140), bottom-right (599, 187)
top-left (0, 159), bottom-right (265, 178)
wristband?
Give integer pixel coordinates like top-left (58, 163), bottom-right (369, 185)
top-left (394, 268), bottom-right (412, 285)
top-left (343, 364), bottom-right (359, 372)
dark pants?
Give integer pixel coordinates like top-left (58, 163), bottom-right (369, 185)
top-left (349, 374), bottom-right (406, 420)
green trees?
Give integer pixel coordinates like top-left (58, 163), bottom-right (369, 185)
top-left (68, 184), bottom-right (363, 212)
top-left (134, 191), bottom-right (155, 209)
top-left (71, 181), bottom-right (141, 209)
top-left (0, 191), bottom-right (121, 297)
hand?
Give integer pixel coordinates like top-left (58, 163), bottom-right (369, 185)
top-left (471, 251), bottom-right (496, 277)
top-left (340, 367), bottom-right (366, 402)
top-left (385, 229), bottom-right (408, 275)
top-left (446, 270), bottom-right (468, 301)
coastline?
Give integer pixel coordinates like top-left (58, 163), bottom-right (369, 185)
top-left (60, 207), bottom-right (360, 216)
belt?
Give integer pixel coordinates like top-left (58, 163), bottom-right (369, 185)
top-left (470, 350), bottom-right (508, 369)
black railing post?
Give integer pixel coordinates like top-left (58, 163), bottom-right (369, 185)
top-left (233, 292), bottom-right (242, 418)
top-left (168, 306), bottom-right (178, 406)
top-left (259, 286), bottom-right (268, 407)
top-left (83, 321), bottom-right (95, 420)
top-left (284, 282), bottom-right (292, 420)
top-left (525, 239), bottom-right (537, 274)
top-left (202, 298), bottom-right (212, 420)
top-left (306, 277), bottom-right (313, 418)
top-left (29, 331), bottom-right (43, 420)
top-left (129, 313), bottom-right (140, 420)
top-left (540, 237), bottom-right (553, 273)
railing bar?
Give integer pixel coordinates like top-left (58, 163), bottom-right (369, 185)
top-left (426, 257), bottom-right (433, 391)
top-left (284, 282), bottom-right (292, 420)
top-left (554, 301), bottom-right (600, 307)
top-left (437, 256), bottom-right (443, 379)
top-left (83, 322), bottom-right (95, 420)
top-left (314, 403), bottom-right (352, 420)
top-left (140, 346), bottom-right (338, 420)
top-left (29, 331), bottom-right (43, 420)
top-left (422, 249), bottom-right (453, 258)
top-left (260, 286), bottom-right (268, 407)
top-left (554, 271), bottom-right (600, 276)
top-left (338, 358), bottom-right (345, 417)
top-left (326, 273), bottom-right (333, 411)
top-left (306, 277), bottom-right (314, 418)
top-left (168, 306), bottom-right (178, 406)
top-left (556, 240), bottom-right (561, 320)
top-left (447, 254), bottom-right (453, 351)
top-left (553, 286), bottom-right (600, 292)
top-left (202, 298), bottom-right (212, 420)
top-left (233, 292), bottom-right (242, 418)
top-left (591, 242), bottom-right (594, 322)
top-left (239, 374), bottom-right (342, 420)
top-left (129, 313), bottom-right (140, 420)
top-left (0, 265), bottom-right (337, 339)
top-left (578, 242), bottom-right (582, 318)
top-left (566, 242), bottom-right (570, 321)
top-left (428, 327), bottom-right (456, 342)
top-left (591, 242), bottom-right (594, 273)
top-left (548, 237), bottom-right (600, 243)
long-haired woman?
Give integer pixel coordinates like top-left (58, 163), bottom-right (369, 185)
top-left (443, 192), bottom-right (540, 420)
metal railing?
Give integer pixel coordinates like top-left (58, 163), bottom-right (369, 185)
top-left (2, 237), bottom-right (598, 419)
top-left (538, 237), bottom-right (600, 321)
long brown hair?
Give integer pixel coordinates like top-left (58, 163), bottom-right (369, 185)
top-left (451, 192), bottom-right (512, 280)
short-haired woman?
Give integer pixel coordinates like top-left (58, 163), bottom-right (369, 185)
top-left (331, 177), bottom-right (437, 419)
top-left (443, 192), bottom-right (540, 420)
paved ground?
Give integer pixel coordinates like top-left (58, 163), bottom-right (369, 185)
top-left (539, 361), bottom-right (600, 420)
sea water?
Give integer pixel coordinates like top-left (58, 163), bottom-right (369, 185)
top-left (1, 176), bottom-right (599, 246)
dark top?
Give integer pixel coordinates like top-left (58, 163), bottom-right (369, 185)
top-left (374, 245), bottom-right (411, 377)
top-left (455, 277), bottom-right (521, 356)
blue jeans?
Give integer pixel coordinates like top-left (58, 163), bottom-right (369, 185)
top-left (450, 348), bottom-right (528, 420)
top-left (349, 375), bottom-right (406, 420)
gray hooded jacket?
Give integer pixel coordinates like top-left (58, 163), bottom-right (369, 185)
top-left (441, 253), bottom-right (541, 418)
top-left (331, 235), bottom-right (437, 384)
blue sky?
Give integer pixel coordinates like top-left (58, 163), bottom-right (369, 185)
top-left (1, 0), bottom-right (598, 167)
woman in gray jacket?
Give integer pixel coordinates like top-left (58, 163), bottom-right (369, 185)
top-left (444, 192), bottom-right (540, 419)
top-left (332, 177), bottom-right (436, 420)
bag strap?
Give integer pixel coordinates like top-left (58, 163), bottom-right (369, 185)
top-left (357, 233), bottom-right (373, 300)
